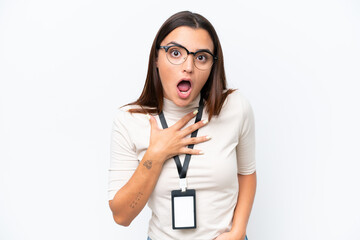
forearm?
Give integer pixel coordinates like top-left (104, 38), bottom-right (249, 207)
top-left (230, 171), bottom-right (257, 238)
top-left (109, 149), bottom-right (166, 226)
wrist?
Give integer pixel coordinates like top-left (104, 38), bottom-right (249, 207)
top-left (229, 228), bottom-right (246, 240)
top-left (145, 147), bottom-right (167, 164)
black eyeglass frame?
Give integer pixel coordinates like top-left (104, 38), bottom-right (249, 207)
top-left (158, 43), bottom-right (218, 69)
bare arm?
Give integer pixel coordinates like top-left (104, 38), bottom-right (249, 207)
top-left (108, 149), bottom-right (166, 226)
top-left (215, 171), bottom-right (257, 240)
top-left (231, 172), bottom-right (257, 239)
top-left (108, 111), bottom-right (210, 226)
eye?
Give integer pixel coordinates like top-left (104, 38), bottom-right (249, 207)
top-left (196, 54), bottom-right (208, 62)
top-left (169, 48), bottom-right (182, 58)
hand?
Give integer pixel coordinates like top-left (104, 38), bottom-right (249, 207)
top-left (214, 232), bottom-right (246, 240)
top-left (147, 110), bottom-right (210, 163)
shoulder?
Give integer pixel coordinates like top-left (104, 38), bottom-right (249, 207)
top-left (112, 104), bottom-right (149, 129)
top-left (113, 105), bottom-right (134, 122)
top-left (223, 89), bottom-right (254, 116)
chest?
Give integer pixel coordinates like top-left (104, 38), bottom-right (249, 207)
top-left (130, 110), bottom-right (240, 193)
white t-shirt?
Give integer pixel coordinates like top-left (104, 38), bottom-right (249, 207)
top-left (108, 90), bottom-right (256, 240)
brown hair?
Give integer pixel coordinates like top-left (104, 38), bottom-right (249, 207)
top-left (124, 11), bottom-right (235, 121)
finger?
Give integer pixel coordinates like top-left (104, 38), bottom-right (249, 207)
top-left (180, 147), bottom-right (204, 155)
top-left (147, 114), bottom-right (159, 131)
top-left (172, 110), bottom-right (198, 130)
top-left (180, 118), bottom-right (208, 138)
top-left (181, 135), bottom-right (211, 146)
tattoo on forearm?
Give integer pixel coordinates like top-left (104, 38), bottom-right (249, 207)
top-left (143, 160), bottom-right (152, 170)
top-left (130, 192), bottom-right (143, 208)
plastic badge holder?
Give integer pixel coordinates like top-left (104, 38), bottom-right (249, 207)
top-left (171, 189), bottom-right (196, 229)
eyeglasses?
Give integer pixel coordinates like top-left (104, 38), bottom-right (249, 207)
top-left (158, 43), bottom-right (217, 70)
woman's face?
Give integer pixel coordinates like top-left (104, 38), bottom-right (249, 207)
top-left (156, 26), bottom-right (214, 107)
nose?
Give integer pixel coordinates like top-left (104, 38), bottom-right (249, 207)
top-left (182, 54), bottom-right (195, 73)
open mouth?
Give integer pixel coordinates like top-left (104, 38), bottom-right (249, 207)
top-left (177, 80), bottom-right (192, 98)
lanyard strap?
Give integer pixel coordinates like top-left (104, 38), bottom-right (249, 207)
top-left (158, 96), bottom-right (204, 179)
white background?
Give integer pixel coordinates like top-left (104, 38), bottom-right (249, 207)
top-left (1, 0), bottom-right (359, 239)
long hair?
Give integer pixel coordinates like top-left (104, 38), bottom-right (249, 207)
top-left (124, 11), bottom-right (235, 121)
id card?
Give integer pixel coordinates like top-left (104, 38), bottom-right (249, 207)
top-left (171, 189), bottom-right (196, 229)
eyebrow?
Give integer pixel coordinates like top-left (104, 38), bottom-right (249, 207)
top-left (166, 41), bottom-right (213, 54)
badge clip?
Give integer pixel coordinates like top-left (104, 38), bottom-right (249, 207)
top-left (179, 178), bottom-right (187, 192)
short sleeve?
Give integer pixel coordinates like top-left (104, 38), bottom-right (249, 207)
top-left (236, 96), bottom-right (256, 175)
top-left (107, 109), bottom-right (139, 201)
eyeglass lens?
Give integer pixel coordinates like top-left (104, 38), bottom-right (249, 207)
top-left (165, 46), bottom-right (213, 70)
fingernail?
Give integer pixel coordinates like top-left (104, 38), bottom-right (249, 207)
top-left (202, 119), bottom-right (208, 124)
top-left (205, 135), bottom-right (212, 140)
top-left (199, 151), bottom-right (204, 155)
top-left (193, 110), bottom-right (198, 115)
top-left (146, 114), bottom-right (150, 120)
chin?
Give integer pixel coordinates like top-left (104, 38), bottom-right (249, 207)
top-left (173, 99), bottom-right (189, 107)
top-left (173, 96), bottom-right (193, 107)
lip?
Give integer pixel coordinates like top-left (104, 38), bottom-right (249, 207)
top-left (176, 78), bottom-right (193, 99)
top-left (176, 78), bottom-right (193, 87)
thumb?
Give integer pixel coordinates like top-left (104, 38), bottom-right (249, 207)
top-left (147, 114), bottom-right (159, 130)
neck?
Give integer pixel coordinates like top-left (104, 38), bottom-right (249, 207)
top-left (162, 94), bottom-right (201, 117)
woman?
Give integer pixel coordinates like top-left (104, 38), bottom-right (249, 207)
top-left (108, 11), bottom-right (256, 240)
